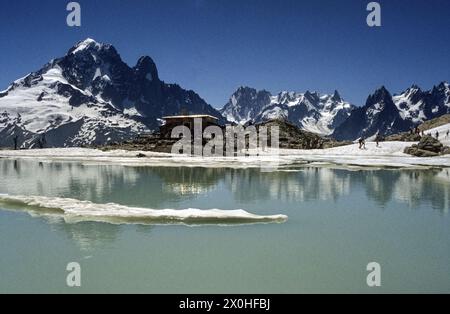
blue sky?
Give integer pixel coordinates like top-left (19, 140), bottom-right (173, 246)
top-left (0, 0), bottom-right (448, 108)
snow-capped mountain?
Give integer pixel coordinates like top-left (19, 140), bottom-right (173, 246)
top-left (393, 82), bottom-right (450, 124)
top-left (0, 38), bottom-right (223, 148)
top-left (2, 38), bottom-right (448, 148)
top-left (221, 87), bottom-right (355, 136)
top-left (220, 87), bottom-right (272, 125)
top-left (333, 82), bottom-right (450, 141)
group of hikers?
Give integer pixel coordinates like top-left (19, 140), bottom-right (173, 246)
top-left (433, 129), bottom-right (450, 140)
top-left (409, 126), bottom-right (450, 140)
top-left (422, 129), bottom-right (449, 141)
top-left (409, 126), bottom-right (423, 137)
top-left (358, 128), bottom-right (450, 150)
top-left (358, 134), bottom-right (382, 150)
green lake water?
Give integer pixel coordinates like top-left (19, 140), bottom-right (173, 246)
top-left (0, 158), bottom-right (449, 293)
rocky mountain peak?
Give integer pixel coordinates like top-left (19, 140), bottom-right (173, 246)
top-left (366, 86), bottom-right (393, 107)
top-left (399, 84), bottom-right (426, 105)
top-left (303, 91), bottom-right (320, 104)
top-left (404, 84), bottom-right (422, 95)
top-left (237, 86), bottom-right (254, 92)
top-left (430, 81), bottom-right (449, 96)
top-left (222, 86), bottom-right (354, 135)
top-left (0, 38), bottom-right (223, 148)
top-left (331, 90), bottom-right (342, 102)
top-left (234, 86), bottom-right (257, 97)
top-left (68, 38), bottom-right (118, 57)
top-left (134, 56), bottom-right (159, 82)
top-left (69, 38), bottom-right (98, 53)
top-left (374, 85), bottom-right (390, 97)
top-left (437, 81), bottom-right (449, 90)
top-left (221, 87), bottom-right (272, 124)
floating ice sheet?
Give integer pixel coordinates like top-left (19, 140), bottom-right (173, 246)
top-left (0, 194), bottom-right (288, 226)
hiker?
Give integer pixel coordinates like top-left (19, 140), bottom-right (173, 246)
top-left (359, 137), bottom-right (366, 150)
top-left (375, 134), bottom-right (381, 147)
top-left (447, 130), bottom-right (449, 138)
top-left (421, 130), bottom-right (425, 137)
top-left (436, 131), bottom-right (439, 140)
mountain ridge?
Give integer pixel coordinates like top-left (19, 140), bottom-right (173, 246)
top-left (220, 86), bottom-right (355, 136)
top-left (0, 38), bottom-right (224, 148)
top-left (333, 82), bottom-right (450, 140)
top-left (1, 38), bottom-right (449, 148)
top-left (222, 82), bottom-right (450, 140)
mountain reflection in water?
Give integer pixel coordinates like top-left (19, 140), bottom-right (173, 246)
top-left (0, 159), bottom-right (449, 251)
top-left (1, 159), bottom-right (448, 211)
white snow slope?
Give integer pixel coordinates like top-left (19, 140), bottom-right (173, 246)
top-left (393, 83), bottom-right (450, 124)
top-left (0, 64), bottom-right (149, 148)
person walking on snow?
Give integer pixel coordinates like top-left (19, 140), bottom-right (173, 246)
top-left (359, 137), bottom-right (366, 150)
top-left (375, 134), bottom-right (381, 148)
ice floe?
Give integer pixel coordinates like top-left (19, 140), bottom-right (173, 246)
top-left (0, 194), bottom-right (288, 226)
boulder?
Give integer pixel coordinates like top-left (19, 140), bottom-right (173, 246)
top-left (404, 136), bottom-right (449, 157)
top-left (404, 146), bottom-right (439, 157)
top-left (417, 136), bottom-right (443, 153)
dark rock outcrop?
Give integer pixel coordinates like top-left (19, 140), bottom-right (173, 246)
top-left (418, 114), bottom-right (450, 132)
top-left (98, 119), bottom-right (350, 153)
top-left (404, 136), bottom-right (449, 157)
top-left (417, 136), bottom-right (444, 153)
top-left (258, 120), bottom-right (342, 150)
top-left (385, 132), bottom-right (422, 142)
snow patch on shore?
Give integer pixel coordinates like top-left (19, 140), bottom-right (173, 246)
top-left (0, 140), bottom-right (449, 169)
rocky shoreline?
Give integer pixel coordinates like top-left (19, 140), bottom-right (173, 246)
top-left (94, 120), bottom-right (351, 154)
